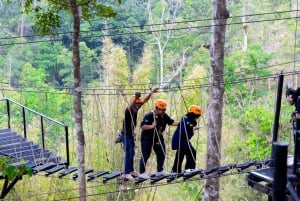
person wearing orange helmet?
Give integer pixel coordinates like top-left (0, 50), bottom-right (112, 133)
top-left (120, 88), bottom-right (158, 180)
top-left (171, 105), bottom-right (202, 174)
top-left (138, 99), bottom-right (178, 179)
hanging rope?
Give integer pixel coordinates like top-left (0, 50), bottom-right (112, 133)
top-left (95, 94), bottom-right (110, 163)
top-left (178, 84), bottom-right (188, 112)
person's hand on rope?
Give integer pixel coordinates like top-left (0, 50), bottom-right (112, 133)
top-left (151, 88), bottom-right (159, 94)
top-left (152, 120), bottom-right (157, 129)
top-left (193, 126), bottom-right (202, 131)
top-left (291, 112), bottom-right (296, 123)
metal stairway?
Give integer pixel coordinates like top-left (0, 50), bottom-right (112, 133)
top-left (0, 128), bottom-right (63, 170)
top-left (0, 98), bottom-right (70, 199)
top-left (0, 128), bottom-right (68, 199)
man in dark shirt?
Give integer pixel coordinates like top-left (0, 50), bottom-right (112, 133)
top-left (286, 86), bottom-right (300, 143)
top-left (171, 105), bottom-right (201, 173)
top-left (120, 88), bottom-right (158, 180)
top-left (286, 87), bottom-right (300, 110)
top-left (138, 99), bottom-right (178, 179)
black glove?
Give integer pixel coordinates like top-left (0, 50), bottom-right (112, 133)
top-left (135, 92), bottom-right (141, 98)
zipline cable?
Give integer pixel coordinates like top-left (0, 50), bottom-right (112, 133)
top-left (1, 15), bottom-right (299, 47)
top-left (1, 59), bottom-right (299, 93)
top-left (0, 10), bottom-right (298, 41)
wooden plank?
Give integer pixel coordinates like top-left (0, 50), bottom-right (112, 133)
top-left (33, 163), bottom-right (56, 174)
top-left (236, 161), bottom-right (256, 172)
top-left (45, 165), bottom-right (66, 176)
top-left (87, 170), bottom-right (109, 182)
top-left (58, 167), bottom-right (78, 178)
top-left (204, 167), bottom-right (218, 176)
top-left (150, 174), bottom-right (168, 184)
top-left (135, 178), bottom-right (148, 184)
top-left (183, 169), bottom-right (203, 181)
top-left (217, 164), bottom-right (236, 175)
top-left (72, 168), bottom-right (93, 180)
top-left (103, 171), bottom-right (122, 183)
top-left (166, 173), bottom-right (184, 183)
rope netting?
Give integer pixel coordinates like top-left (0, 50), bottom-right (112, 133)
top-left (80, 73), bottom-right (297, 200)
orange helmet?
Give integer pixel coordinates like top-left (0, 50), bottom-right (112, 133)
top-left (155, 99), bottom-right (167, 110)
top-left (130, 95), bottom-right (143, 104)
top-left (188, 105), bottom-right (201, 115)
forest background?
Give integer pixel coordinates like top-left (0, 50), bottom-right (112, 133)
top-left (0, 0), bottom-right (299, 200)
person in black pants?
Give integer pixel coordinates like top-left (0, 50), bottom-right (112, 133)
top-left (138, 99), bottom-right (178, 179)
top-left (119, 88), bottom-right (158, 180)
top-left (171, 105), bottom-right (202, 173)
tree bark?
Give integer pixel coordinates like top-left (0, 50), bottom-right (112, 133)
top-left (204, 0), bottom-right (229, 201)
top-left (70, 1), bottom-right (86, 201)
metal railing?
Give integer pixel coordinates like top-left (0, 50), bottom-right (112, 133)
top-left (0, 98), bottom-right (70, 166)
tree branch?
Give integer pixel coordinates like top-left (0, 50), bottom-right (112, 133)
top-left (161, 48), bottom-right (189, 88)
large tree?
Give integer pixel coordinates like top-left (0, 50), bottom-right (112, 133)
top-left (20, 1), bottom-right (120, 200)
top-left (204, 0), bottom-right (229, 201)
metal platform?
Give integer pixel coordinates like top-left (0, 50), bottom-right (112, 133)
top-left (247, 165), bottom-right (294, 200)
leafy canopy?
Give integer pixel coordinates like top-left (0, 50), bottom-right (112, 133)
top-left (18, 0), bottom-right (121, 34)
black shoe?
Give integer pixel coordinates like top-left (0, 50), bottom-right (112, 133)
top-left (115, 135), bottom-right (122, 144)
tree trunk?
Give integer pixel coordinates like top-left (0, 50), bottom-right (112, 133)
top-left (70, 1), bottom-right (86, 201)
top-left (204, 0), bottom-right (229, 201)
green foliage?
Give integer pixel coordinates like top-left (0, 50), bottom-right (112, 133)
top-left (228, 106), bottom-right (273, 160)
top-left (57, 48), bottom-right (73, 86)
top-left (29, 42), bottom-right (65, 84)
top-left (31, 8), bottom-right (61, 34)
top-left (101, 37), bottom-right (130, 87)
top-left (79, 42), bottom-right (98, 85)
top-left (23, 0), bottom-right (119, 34)
top-left (81, 3), bottom-right (116, 20)
top-left (224, 45), bottom-right (273, 115)
top-left (241, 106), bottom-right (273, 135)
top-left (20, 63), bottom-right (47, 86)
top-left (18, 62), bottom-right (72, 125)
top-left (183, 65), bottom-right (208, 87)
top-left (132, 47), bottom-right (153, 85)
top-left (245, 132), bottom-right (271, 159)
top-left (0, 157), bottom-right (32, 181)
top-left (160, 181), bottom-right (204, 201)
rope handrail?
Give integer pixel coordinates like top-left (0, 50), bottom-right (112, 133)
top-left (0, 98), bottom-right (66, 126)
